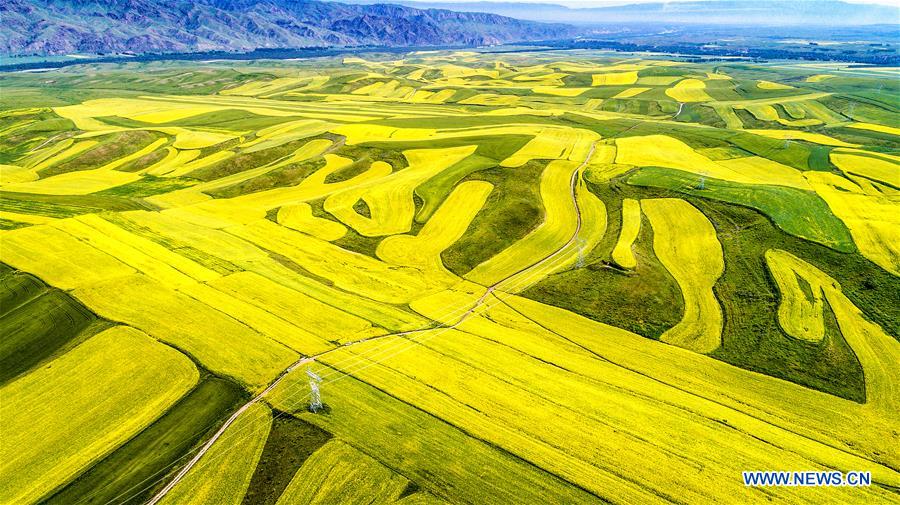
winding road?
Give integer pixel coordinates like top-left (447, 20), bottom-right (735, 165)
top-left (145, 142), bottom-right (596, 505)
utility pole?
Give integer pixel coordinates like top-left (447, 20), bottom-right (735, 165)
top-left (307, 369), bottom-right (323, 413)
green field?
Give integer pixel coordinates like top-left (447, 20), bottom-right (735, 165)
top-left (45, 377), bottom-right (247, 505)
top-left (1, 51), bottom-right (898, 504)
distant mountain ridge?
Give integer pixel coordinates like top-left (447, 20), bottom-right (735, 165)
top-left (2, 0), bottom-right (576, 56)
top-left (357, 0), bottom-right (900, 26)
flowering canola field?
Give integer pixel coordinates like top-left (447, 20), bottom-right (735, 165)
top-left (1, 51), bottom-right (898, 505)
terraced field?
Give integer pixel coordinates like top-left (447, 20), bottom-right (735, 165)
top-left (1, 51), bottom-right (898, 504)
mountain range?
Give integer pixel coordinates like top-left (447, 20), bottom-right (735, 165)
top-left (4, 0), bottom-right (897, 57)
top-left (347, 0), bottom-right (900, 26)
top-left (2, 0), bottom-right (574, 56)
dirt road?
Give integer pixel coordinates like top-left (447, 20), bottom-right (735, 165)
top-left (144, 142), bottom-right (596, 505)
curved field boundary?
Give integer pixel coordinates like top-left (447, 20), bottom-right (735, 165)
top-left (325, 146), bottom-right (476, 237)
top-left (665, 79), bottom-right (711, 102)
top-left (611, 198), bottom-right (641, 270)
top-left (146, 141), bottom-right (602, 505)
top-left (277, 203), bottom-right (347, 241)
top-left (641, 198), bottom-right (725, 354)
top-left (765, 249), bottom-right (827, 341)
top-left (467, 141), bottom-right (603, 288)
top-left (805, 170), bottom-right (900, 276)
top-left (615, 134), bottom-right (810, 190)
top-left (766, 250), bottom-right (900, 415)
top-left (378, 180), bottom-right (494, 280)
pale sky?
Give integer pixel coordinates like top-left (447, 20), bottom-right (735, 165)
top-left (404, 0), bottom-right (900, 6)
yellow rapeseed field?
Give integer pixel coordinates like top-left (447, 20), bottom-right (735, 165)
top-left (830, 148), bottom-right (900, 187)
top-left (378, 180), bottom-right (493, 279)
top-left (209, 271), bottom-right (381, 344)
top-left (314, 291), bottom-right (898, 504)
top-left (501, 293), bottom-right (900, 493)
top-left (227, 220), bottom-right (435, 303)
top-left (616, 134), bottom-right (809, 189)
top-left (765, 249), bottom-right (827, 341)
top-left (0, 163), bottom-right (38, 183)
top-left (1, 168), bottom-right (140, 195)
top-left (144, 148), bottom-right (199, 176)
top-left (665, 79), bottom-right (712, 102)
top-left (325, 146), bottom-right (476, 236)
top-left (847, 122), bottom-right (900, 136)
top-left (1, 224), bottom-right (138, 289)
top-left (805, 171), bottom-right (900, 275)
top-left (590, 71), bottom-right (638, 86)
top-left (160, 403), bottom-right (271, 505)
top-left (278, 203), bottom-right (348, 240)
top-left (115, 211), bottom-right (427, 331)
top-left (611, 87), bottom-right (651, 99)
top-left (636, 75), bottom-right (682, 85)
top-left (74, 274), bottom-right (300, 389)
top-left (18, 137), bottom-right (74, 167)
top-left (611, 198), bottom-right (641, 269)
top-left (0, 210), bottom-right (55, 225)
top-left (26, 139), bottom-right (97, 172)
top-left (275, 441), bottom-right (409, 505)
top-left (458, 93), bottom-right (520, 106)
top-left (744, 104), bottom-right (781, 121)
top-left (239, 119), bottom-right (333, 152)
top-left (172, 130), bottom-right (237, 149)
top-left (641, 198), bottom-right (724, 353)
top-left (3, 54), bottom-right (898, 505)
top-left (746, 129), bottom-right (858, 147)
top-left (713, 156), bottom-right (810, 189)
top-left (0, 327), bottom-right (197, 504)
top-left (467, 157), bottom-right (606, 287)
top-left (757, 80), bottom-right (796, 90)
top-left (765, 250), bottom-right (900, 415)
top-left (164, 150), bottom-right (236, 178)
top-left (130, 106), bottom-right (221, 123)
top-left (501, 127), bottom-right (599, 167)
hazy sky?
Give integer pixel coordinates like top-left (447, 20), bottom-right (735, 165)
top-left (402, 0), bottom-right (900, 6)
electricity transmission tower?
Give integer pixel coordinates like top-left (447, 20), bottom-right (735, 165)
top-left (574, 237), bottom-right (588, 268)
top-left (307, 369), bottom-right (323, 413)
